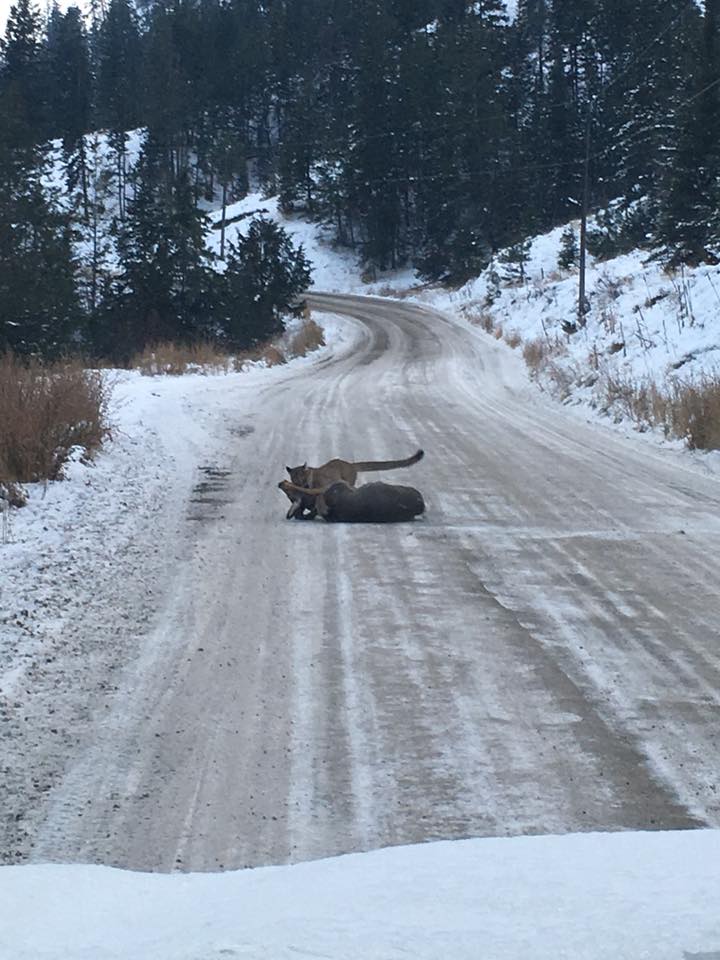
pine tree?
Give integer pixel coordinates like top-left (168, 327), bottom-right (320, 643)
top-left (79, 132), bottom-right (115, 326)
top-left (96, 0), bottom-right (141, 219)
top-left (101, 137), bottom-right (218, 358)
top-left (1, 0), bottom-right (46, 149)
top-left (210, 127), bottom-right (246, 259)
top-left (47, 6), bottom-right (93, 218)
top-left (557, 225), bottom-right (578, 269)
top-left (600, 0), bottom-right (699, 208)
top-left (0, 96), bottom-right (79, 356)
top-left (219, 217), bottom-right (312, 348)
top-left (656, 0), bottom-right (720, 262)
top-left (499, 238), bottom-right (532, 281)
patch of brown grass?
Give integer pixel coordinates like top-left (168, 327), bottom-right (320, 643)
top-left (131, 341), bottom-right (233, 376)
top-left (522, 338), bottom-right (548, 378)
top-left (467, 310), bottom-right (495, 334)
top-left (287, 319), bottom-right (325, 357)
top-left (670, 376), bottom-right (720, 450)
top-left (504, 330), bottom-right (522, 349)
top-left (603, 372), bottom-right (720, 450)
top-left (259, 345), bottom-right (287, 367)
top-left (522, 336), bottom-right (568, 373)
top-left (0, 352), bottom-right (110, 485)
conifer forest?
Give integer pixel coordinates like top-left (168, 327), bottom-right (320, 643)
top-left (1, 0), bottom-right (718, 357)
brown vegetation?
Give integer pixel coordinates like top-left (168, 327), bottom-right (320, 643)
top-left (0, 352), bottom-right (110, 486)
top-left (131, 319), bottom-right (324, 376)
top-left (131, 341), bottom-right (236, 376)
top-left (286, 318), bottom-right (325, 357)
top-left (603, 373), bottom-right (720, 450)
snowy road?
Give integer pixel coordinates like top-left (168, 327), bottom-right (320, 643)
top-left (25, 294), bottom-right (720, 870)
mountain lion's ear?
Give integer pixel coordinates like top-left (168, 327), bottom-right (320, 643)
top-left (286, 466), bottom-right (292, 475)
top-left (303, 462), bottom-right (307, 469)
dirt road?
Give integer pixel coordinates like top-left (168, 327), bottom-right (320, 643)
top-left (29, 294), bottom-right (720, 871)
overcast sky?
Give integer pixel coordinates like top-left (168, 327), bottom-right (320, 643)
top-left (0, 0), bottom-right (82, 34)
top-left (0, 1), bottom-right (520, 38)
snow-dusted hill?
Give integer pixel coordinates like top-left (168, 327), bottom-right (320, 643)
top-left (445, 223), bottom-right (720, 387)
top-left (400, 223), bottom-right (720, 458)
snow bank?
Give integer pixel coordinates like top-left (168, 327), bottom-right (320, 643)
top-left (2, 830), bottom-right (719, 959)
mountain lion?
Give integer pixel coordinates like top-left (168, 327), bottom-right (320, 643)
top-left (285, 448), bottom-right (424, 491)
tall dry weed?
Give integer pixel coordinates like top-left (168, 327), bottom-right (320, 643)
top-left (131, 341), bottom-right (233, 376)
top-left (604, 372), bottom-right (720, 450)
top-left (670, 376), bottom-right (720, 450)
top-left (286, 319), bottom-right (325, 357)
top-left (0, 353), bottom-right (110, 484)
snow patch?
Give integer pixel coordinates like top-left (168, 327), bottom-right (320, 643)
top-left (1, 831), bottom-right (719, 960)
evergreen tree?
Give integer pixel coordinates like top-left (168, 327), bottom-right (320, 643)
top-left (101, 137), bottom-right (218, 358)
top-left (600, 0), bottom-right (699, 208)
top-left (79, 132), bottom-right (115, 324)
top-left (499, 237), bottom-right (531, 281)
top-left (96, 0), bottom-right (141, 219)
top-left (0, 96), bottom-right (79, 356)
top-left (1, 0), bottom-right (46, 149)
top-left (656, 0), bottom-right (720, 262)
top-left (219, 217), bottom-right (312, 348)
top-left (47, 7), bottom-right (93, 218)
top-left (557, 225), bottom-right (578, 269)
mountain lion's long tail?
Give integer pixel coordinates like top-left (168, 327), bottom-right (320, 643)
top-left (353, 449), bottom-right (424, 473)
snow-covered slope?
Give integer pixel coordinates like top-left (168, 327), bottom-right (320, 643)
top-left (402, 223), bottom-right (720, 456)
top-left (2, 830), bottom-right (719, 960)
top-left (450, 223), bottom-right (720, 385)
top-left (205, 193), bottom-right (364, 291)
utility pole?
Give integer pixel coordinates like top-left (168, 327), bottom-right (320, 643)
top-left (578, 98), bottom-right (594, 327)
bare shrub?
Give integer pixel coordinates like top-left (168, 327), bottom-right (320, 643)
top-left (287, 319), bottom-right (325, 357)
top-left (504, 330), bottom-right (521, 349)
top-left (465, 309), bottom-right (491, 331)
top-left (644, 289), bottom-right (670, 310)
top-left (493, 324), bottom-right (504, 340)
top-left (132, 341), bottom-right (233, 376)
top-left (603, 372), bottom-right (720, 450)
top-left (596, 273), bottom-right (626, 302)
top-left (0, 353), bottom-right (110, 485)
top-left (260, 345), bottom-right (287, 367)
top-left (670, 376), bottom-right (720, 450)
top-left (544, 361), bottom-right (577, 400)
top-left (522, 336), bottom-right (567, 380)
top-left (604, 375), bottom-right (665, 430)
top-left (522, 338), bottom-right (546, 378)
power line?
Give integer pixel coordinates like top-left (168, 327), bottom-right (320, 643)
top-left (681, 74), bottom-right (720, 106)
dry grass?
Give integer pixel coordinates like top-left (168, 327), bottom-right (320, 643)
top-left (604, 372), bottom-right (720, 450)
top-left (522, 336), bottom-right (569, 376)
top-left (522, 338), bottom-right (548, 378)
top-left (131, 320), bottom-right (323, 377)
top-left (504, 330), bottom-right (522, 349)
top-left (131, 341), bottom-right (235, 376)
top-left (0, 352), bottom-right (110, 485)
top-left (259, 345), bottom-right (287, 367)
top-left (286, 319), bottom-right (325, 357)
top-left (669, 376), bottom-right (720, 450)
top-left (467, 310), bottom-right (495, 334)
